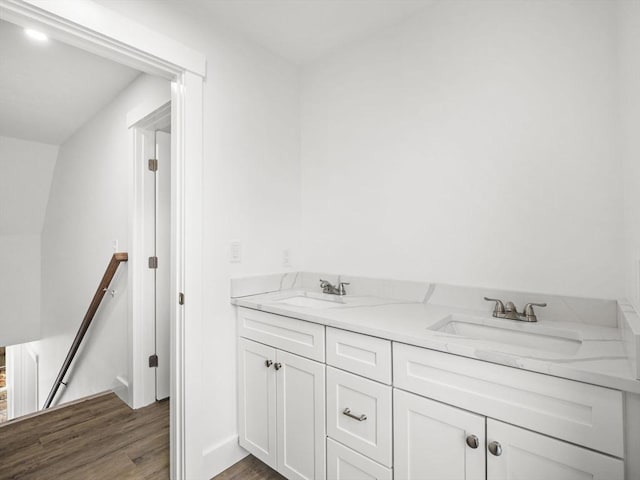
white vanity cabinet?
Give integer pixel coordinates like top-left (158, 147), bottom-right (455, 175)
top-left (394, 388), bottom-right (624, 480)
top-left (236, 304), bottom-right (631, 480)
top-left (237, 308), bottom-right (326, 480)
top-left (393, 343), bottom-right (625, 480)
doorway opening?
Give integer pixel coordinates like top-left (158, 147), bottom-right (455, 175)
top-left (1, 343), bottom-right (38, 423)
top-left (131, 102), bottom-right (172, 406)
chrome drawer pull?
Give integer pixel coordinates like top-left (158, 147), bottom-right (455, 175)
top-left (343, 408), bottom-right (367, 421)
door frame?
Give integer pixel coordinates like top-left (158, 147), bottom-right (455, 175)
top-left (129, 102), bottom-right (172, 409)
top-left (0, 1), bottom-right (206, 478)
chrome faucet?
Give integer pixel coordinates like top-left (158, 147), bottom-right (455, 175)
top-left (320, 279), bottom-right (349, 296)
top-left (484, 297), bottom-right (547, 322)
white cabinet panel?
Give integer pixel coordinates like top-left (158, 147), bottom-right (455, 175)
top-left (327, 438), bottom-right (392, 480)
top-left (393, 343), bottom-right (624, 457)
top-left (277, 349), bottom-right (326, 480)
top-left (326, 328), bottom-right (392, 384)
top-left (237, 338), bottom-right (277, 469)
top-left (487, 419), bottom-right (624, 480)
top-left (327, 367), bottom-right (392, 467)
top-left (238, 306), bottom-right (325, 361)
top-left (394, 388), bottom-right (486, 480)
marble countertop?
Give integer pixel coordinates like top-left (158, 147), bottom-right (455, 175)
top-left (232, 289), bottom-right (640, 394)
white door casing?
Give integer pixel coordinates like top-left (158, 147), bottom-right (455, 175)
top-left (0, 2), bottom-right (206, 478)
top-left (155, 130), bottom-right (171, 400)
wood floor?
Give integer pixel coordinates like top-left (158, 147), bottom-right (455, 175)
top-left (0, 392), bottom-right (283, 480)
top-left (0, 392), bottom-right (169, 479)
top-left (212, 455), bottom-right (285, 480)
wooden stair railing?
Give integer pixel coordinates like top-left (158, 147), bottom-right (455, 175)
top-left (43, 252), bottom-right (128, 409)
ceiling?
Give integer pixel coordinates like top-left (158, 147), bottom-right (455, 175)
top-left (180, 0), bottom-right (432, 64)
top-left (0, 19), bottom-right (141, 145)
top-left (0, 0), bottom-right (432, 146)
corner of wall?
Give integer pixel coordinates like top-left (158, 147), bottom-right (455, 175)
top-left (202, 435), bottom-right (248, 479)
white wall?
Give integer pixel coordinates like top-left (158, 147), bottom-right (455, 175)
top-left (300, 0), bottom-right (624, 299)
top-left (618, 0), bottom-right (640, 310)
top-left (0, 135), bottom-right (58, 346)
top-left (0, 235), bottom-right (41, 345)
top-left (65, 2), bottom-right (302, 475)
top-left (28, 74), bottom-right (170, 408)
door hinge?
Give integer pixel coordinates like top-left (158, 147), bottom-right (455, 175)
top-left (178, 292), bottom-right (185, 305)
top-left (148, 256), bottom-right (158, 269)
top-left (148, 158), bottom-right (158, 171)
top-left (148, 354), bottom-right (158, 368)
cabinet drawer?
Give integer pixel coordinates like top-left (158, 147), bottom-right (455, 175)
top-left (326, 328), bottom-right (391, 384)
top-left (237, 307), bottom-right (325, 362)
top-left (327, 367), bottom-right (392, 467)
top-left (327, 438), bottom-right (392, 480)
top-left (393, 343), bottom-right (624, 457)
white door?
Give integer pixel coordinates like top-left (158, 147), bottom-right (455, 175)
top-left (276, 349), bottom-right (326, 480)
top-left (394, 389), bottom-right (486, 480)
top-left (154, 130), bottom-right (171, 400)
top-left (238, 338), bottom-right (277, 469)
top-left (486, 419), bottom-right (624, 480)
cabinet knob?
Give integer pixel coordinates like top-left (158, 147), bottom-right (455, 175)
top-left (488, 441), bottom-right (502, 456)
top-left (265, 360), bottom-right (273, 368)
top-left (466, 434), bottom-right (479, 449)
top-left (274, 362), bottom-right (282, 371)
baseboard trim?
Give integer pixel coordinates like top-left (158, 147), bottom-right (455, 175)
top-left (113, 375), bottom-right (130, 407)
top-left (202, 434), bottom-right (248, 479)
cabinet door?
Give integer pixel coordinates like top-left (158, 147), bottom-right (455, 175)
top-left (277, 349), bottom-right (326, 480)
top-left (487, 419), bottom-right (624, 480)
top-left (394, 389), bottom-right (485, 480)
top-left (238, 338), bottom-right (277, 469)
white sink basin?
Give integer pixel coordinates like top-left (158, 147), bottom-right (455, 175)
top-left (274, 295), bottom-right (345, 309)
top-left (430, 314), bottom-right (583, 355)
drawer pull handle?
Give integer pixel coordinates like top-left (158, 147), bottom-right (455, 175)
top-left (343, 408), bottom-right (367, 421)
top-left (274, 362), bottom-right (282, 371)
top-left (466, 435), bottom-right (479, 449)
top-left (265, 360), bottom-right (273, 368)
top-left (488, 441), bottom-right (502, 456)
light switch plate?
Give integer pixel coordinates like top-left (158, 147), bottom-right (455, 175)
top-left (230, 241), bottom-right (242, 263)
top-left (283, 248), bottom-right (291, 268)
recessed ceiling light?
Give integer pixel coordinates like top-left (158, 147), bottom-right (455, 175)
top-left (24, 28), bottom-right (48, 42)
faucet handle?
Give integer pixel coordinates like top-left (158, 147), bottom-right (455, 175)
top-left (338, 282), bottom-right (350, 296)
top-left (523, 302), bottom-right (547, 322)
top-left (484, 297), bottom-right (506, 316)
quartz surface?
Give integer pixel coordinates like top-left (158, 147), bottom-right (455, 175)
top-left (232, 281), bottom-right (640, 394)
